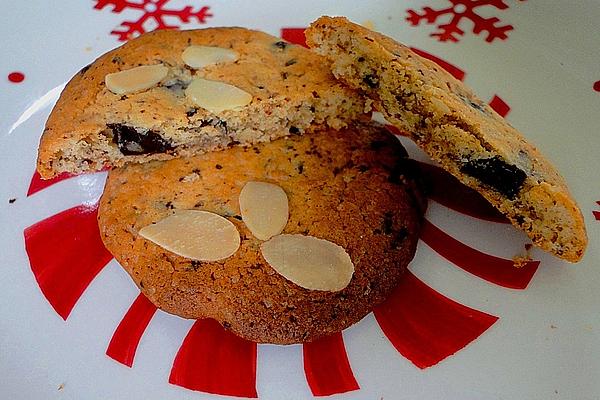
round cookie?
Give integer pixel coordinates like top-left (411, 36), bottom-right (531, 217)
top-left (98, 122), bottom-right (426, 344)
top-left (37, 27), bottom-right (367, 179)
top-left (306, 16), bottom-right (587, 262)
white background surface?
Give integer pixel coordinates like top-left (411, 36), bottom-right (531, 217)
top-left (1, 1), bottom-right (599, 399)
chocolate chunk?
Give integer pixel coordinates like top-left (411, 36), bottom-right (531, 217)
top-left (289, 126), bottom-right (300, 135)
top-left (273, 41), bottom-right (288, 50)
top-left (190, 260), bottom-right (202, 271)
top-left (460, 156), bottom-right (526, 199)
top-left (382, 212), bottom-right (394, 234)
top-left (369, 140), bottom-right (386, 150)
top-left (363, 74), bottom-right (379, 89)
top-left (109, 124), bottom-right (173, 155)
top-left (79, 64), bottom-right (91, 75)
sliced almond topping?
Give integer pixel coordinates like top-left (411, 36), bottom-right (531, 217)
top-left (139, 210), bottom-right (240, 262)
top-left (182, 45), bottom-right (239, 69)
top-left (184, 78), bottom-right (252, 113)
top-left (239, 181), bottom-right (289, 240)
top-left (105, 64), bottom-right (168, 95)
top-left (260, 234), bottom-right (354, 291)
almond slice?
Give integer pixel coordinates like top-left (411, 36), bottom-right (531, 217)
top-left (139, 210), bottom-right (240, 262)
top-left (261, 234), bottom-right (354, 291)
top-left (182, 45), bottom-right (238, 68)
top-left (184, 78), bottom-right (252, 113)
top-left (239, 181), bottom-right (289, 240)
top-left (105, 64), bottom-right (168, 95)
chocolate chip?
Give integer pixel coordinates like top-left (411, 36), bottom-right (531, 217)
top-left (362, 74), bottom-right (379, 89)
top-left (289, 126), bottom-right (300, 135)
top-left (281, 72), bottom-right (288, 80)
top-left (382, 212), bottom-right (394, 234)
top-left (165, 201), bottom-right (174, 209)
top-left (8, 198), bottom-right (16, 204)
top-left (165, 80), bottom-right (189, 94)
top-left (390, 227), bottom-right (409, 249)
top-left (460, 156), bottom-right (526, 199)
top-left (296, 163), bottom-right (304, 174)
top-left (369, 140), bottom-right (386, 150)
top-left (190, 260), bottom-right (202, 271)
top-left (79, 64), bottom-right (91, 75)
top-left (215, 164), bottom-right (223, 169)
top-left (186, 108), bottom-right (197, 117)
top-left (357, 56), bottom-right (365, 62)
top-left (285, 59), bottom-right (297, 66)
top-left (108, 124), bottom-right (174, 155)
top-left (468, 100), bottom-right (485, 112)
top-left (273, 41), bottom-right (288, 50)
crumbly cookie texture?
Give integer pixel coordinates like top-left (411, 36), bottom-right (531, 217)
top-left (98, 123), bottom-right (426, 344)
top-left (306, 16), bottom-right (587, 262)
top-left (37, 27), bottom-right (368, 179)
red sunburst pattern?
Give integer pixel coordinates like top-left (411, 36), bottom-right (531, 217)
top-left (374, 271), bottom-right (498, 369)
top-left (18, 26), bottom-right (534, 398)
top-left (303, 332), bottom-right (360, 396)
top-left (420, 220), bottom-right (539, 289)
top-left (169, 319), bottom-right (258, 397)
top-left (106, 293), bottom-right (158, 367)
top-left (23, 203), bottom-right (113, 320)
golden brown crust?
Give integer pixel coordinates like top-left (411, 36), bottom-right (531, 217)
top-left (306, 16), bottom-right (587, 262)
top-left (98, 123), bottom-right (426, 344)
top-left (38, 27), bottom-right (367, 179)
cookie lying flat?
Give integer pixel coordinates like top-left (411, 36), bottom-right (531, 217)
top-left (37, 27), bottom-right (368, 179)
top-left (98, 123), bottom-right (426, 344)
top-left (306, 16), bottom-right (587, 262)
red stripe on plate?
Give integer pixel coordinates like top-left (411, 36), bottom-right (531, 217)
top-left (23, 203), bottom-right (113, 320)
top-left (281, 28), bottom-right (307, 47)
top-left (418, 162), bottom-right (508, 223)
top-left (303, 332), bottom-right (360, 396)
top-left (27, 171), bottom-right (76, 196)
top-left (374, 271), bottom-right (498, 369)
top-left (410, 47), bottom-right (466, 81)
top-left (169, 319), bottom-right (258, 398)
top-left (420, 219), bottom-right (539, 289)
top-left (488, 95), bottom-right (511, 117)
top-left (106, 293), bottom-right (157, 367)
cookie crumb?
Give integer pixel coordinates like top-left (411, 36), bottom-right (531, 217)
top-left (58, 383), bottom-right (65, 391)
top-left (512, 255), bottom-right (531, 268)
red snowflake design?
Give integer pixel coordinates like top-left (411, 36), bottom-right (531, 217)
top-left (406, 0), bottom-right (526, 43)
top-left (21, 30), bottom-right (541, 397)
top-left (93, 0), bottom-right (213, 41)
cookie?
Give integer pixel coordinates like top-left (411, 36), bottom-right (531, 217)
top-left (98, 122), bottom-right (426, 344)
top-left (37, 27), bottom-right (368, 179)
top-left (306, 16), bottom-right (587, 262)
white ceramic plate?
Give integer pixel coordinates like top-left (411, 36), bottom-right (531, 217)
top-left (1, 1), bottom-right (599, 399)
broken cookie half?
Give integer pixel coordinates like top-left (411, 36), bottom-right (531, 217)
top-left (37, 27), bottom-right (368, 179)
top-left (306, 16), bottom-right (587, 262)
